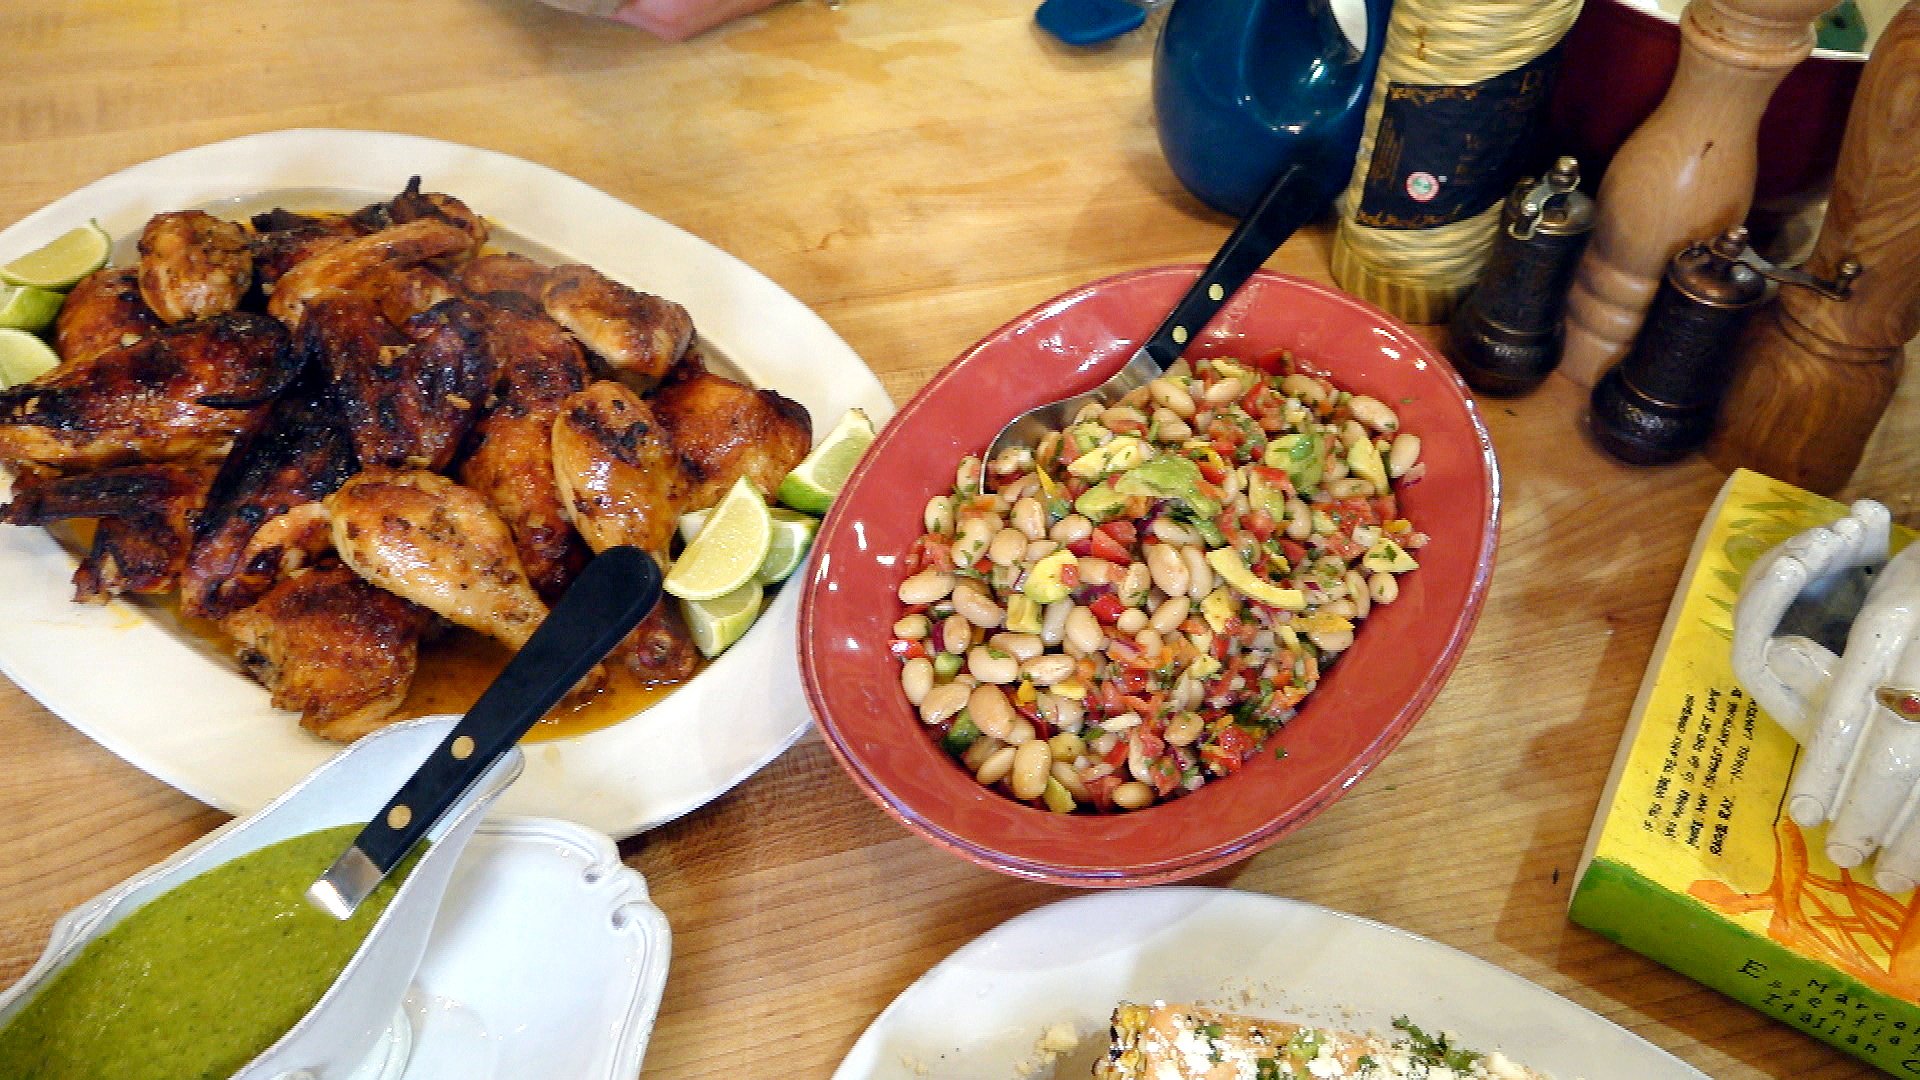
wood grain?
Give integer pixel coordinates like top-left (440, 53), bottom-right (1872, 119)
top-left (0, 2), bottom-right (1914, 1079)
top-left (1709, 0), bottom-right (1920, 493)
top-left (1559, 0), bottom-right (1832, 385)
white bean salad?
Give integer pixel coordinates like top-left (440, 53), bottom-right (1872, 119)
top-left (893, 354), bottom-right (1429, 814)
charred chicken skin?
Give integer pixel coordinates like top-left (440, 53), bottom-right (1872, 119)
top-left (308, 295), bottom-right (496, 471)
top-left (55, 267), bottom-right (164, 368)
top-left (0, 312), bottom-right (296, 469)
top-left (266, 219), bottom-right (473, 326)
top-left (651, 365), bottom-right (812, 509)
top-left (0, 463), bottom-right (216, 602)
top-left (540, 264), bottom-right (694, 388)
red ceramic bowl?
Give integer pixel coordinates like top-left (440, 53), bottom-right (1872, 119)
top-left (798, 267), bottom-right (1500, 886)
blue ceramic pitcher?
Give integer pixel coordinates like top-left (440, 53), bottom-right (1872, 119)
top-left (1153, 0), bottom-right (1393, 218)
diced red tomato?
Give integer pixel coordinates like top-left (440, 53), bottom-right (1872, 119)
top-left (1090, 592), bottom-right (1126, 624)
top-left (1197, 458), bottom-right (1228, 485)
top-left (1278, 538), bottom-right (1308, 566)
top-left (1249, 465), bottom-right (1294, 495)
top-left (1103, 739), bottom-right (1130, 767)
top-left (1332, 497), bottom-right (1380, 527)
top-left (1370, 494), bottom-right (1398, 520)
top-left (1244, 509), bottom-right (1275, 541)
top-left (1088, 529), bottom-right (1131, 564)
top-left (1067, 537), bottom-right (1093, 557)
top-left (1203, 725), bottom-right (1257, 775)
top-left (1059, 562), bottom-right (1081, 589)
top-left (1249, 348), bottom-right (1291, 375)
top-left (1099, 520), bottom-right (1138, 547)
top-left (888, 639), bottom-right (927, 661)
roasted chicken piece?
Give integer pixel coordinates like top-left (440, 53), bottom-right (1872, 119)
top-left (266, 219), bottom-right (473, 326)
top-left (541, 264), bottom-right (694, 388)
top-left (350, 177), bottom-right (488, 259)
top-left (248, 209), bottom-right (362, 287)
top-left (137, 211), bottom-right (253, 324)
top-left (457, 294), bottom-right (591, 600)
top-left (456, 252), bottom-right (550, 299)
top-left (0, 463), bottom-right (216, 602)
top-left (326, 468), bottom-right (548, 649)
top-left (307, 296), bottom-right (494, 471)
top-left (371, 265), bottom-right (465, 327)
top-left (651, 366), bottom-right (811, 510)
top-left (180, 365), bottom-right (358, 619)
top-left (549, 380), bottom-right (700, 682)
top-left (222, 560), bottom-right (427, 742)
top-left (0, 312), bottom-right (296, 470)
top-left (55, 267), bottom-right (164, 367)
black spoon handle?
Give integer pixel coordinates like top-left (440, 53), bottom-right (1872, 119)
top-left (349, 546), bottom-right (661, 880)
top-left (1140, 160), bottom-right (1321, 369)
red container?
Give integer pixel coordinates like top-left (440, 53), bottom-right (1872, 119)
top-left (1549, 0), bottom-right (1865, 201)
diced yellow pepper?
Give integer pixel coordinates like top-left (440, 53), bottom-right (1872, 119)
top-left (1052, 680), bottom-right (1087, 700)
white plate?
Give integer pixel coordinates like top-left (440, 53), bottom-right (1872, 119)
top-left (833, 887), bottom-right (1708, 1080)
top-left (382, 815), bottom-right (670, 1080)
top-left (0, 128), bottom-right (893, 838)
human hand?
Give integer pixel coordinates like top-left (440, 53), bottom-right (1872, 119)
top-left (1733, 499), bottom-right (1920, 893)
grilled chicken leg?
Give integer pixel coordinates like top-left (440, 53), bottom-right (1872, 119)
top-left (267, 219), bottom-right (473, 326)
top-left (137, 210), bottom-right (253, 324)
top-left (55, 267), bottom-right (164, 367)
top-left (650, 365), bottom-right (811, 510)
top-left (541, 264), bottom-right (694, 389)
top-left (326, 468), bottom-right (548, 649)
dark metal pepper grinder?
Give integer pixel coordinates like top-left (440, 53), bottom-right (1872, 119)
top-left (1448, 157), bottom-right (1596, 396)
top-left (1589, 229), bottom-right (1768, 465)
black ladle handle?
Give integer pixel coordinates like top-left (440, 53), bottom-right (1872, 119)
top-left (351, 546), bottom-right (661, 879)
top-left (1140, 160), bottom-right (1321, 368)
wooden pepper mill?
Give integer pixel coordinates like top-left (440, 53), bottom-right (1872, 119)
top-left (1558, 0), bottom-right (1833, 386)
top-left (1709, 1), bottom-right (1920, 494)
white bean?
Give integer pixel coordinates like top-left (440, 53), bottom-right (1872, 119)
top-left (1149, 377), bottom-right (1197, 417)
top-left (1011, 740), bottom-right (1053, 799)
top-left (924, 496), bottom-right (955, 535)
top-left (893, 614), bottom-right (930, 640)
top-left (1281, 373), bottom-right (1328, 406)
top-left (1007, 718), bottom-right (1037, 747)
top-left (1152, 518), bottom-right (1197, 546)
top-left (955, 455), bottom-right (983, 494)
top-left (1063, 605), bottom-right (1105, 656)
top-left (968, 684), bottom-right (1016, 740)
top-left (1041, 599), bottom-right (1073, 646)
top-left (1389, 433), bottom-right (1422, 478)
top-left (1024, 539), bottom-right (1060, 562)
top-left (919, 682), bottom-right (970, 726)
top-left (1346, 570), bottom-right (1370, 620)
top-left (1285, 499), bottom-right (1312, 540)
top-left (1076, 557), bottom-right (1116, 587)
top-left (1010, 497), bottom-right (1047, 540)
top-left (1049, 514), bottom-right (1093, 545)
top-left (1370, 572), bottom-right (1399, 605)
top-left (968, 645), bottom-right (1020, 684)
top-left (1146, 543), bottom-right (1190, 598)
top-left (989, 632), bottom-right (1045, 661)
top-left (1349, 394), bottom-right (1399, 433)
top-left (1112, 781), bottom-right (1155, 810)
top-left (1308, 627), bottom-right (1355, 654)
top-left (1181, 545), bottom-right (1213, 599)
top-left (1151, 408), bottom-right (1193, 442)
top-left (1049, 694), bottom-right (1085, 733)
top-left (1204, 378), bottom-right (1241, 407)
top-left (951, 585), bottom-right (1005, 629)
top-left (1023, 653), bottom-right (1076, 686)
top-left (898, 570), bottom-right (955, 606)
top-left (1150, 594), bottom-right (1191, 635)
top-left (1136, 627), bottom-right (1163, 657)
top-left (1101, 405), bottom-right (1148, 432)
top-left (1051, 761), bottom-right (1090, 800)
top-left (962, 736), bottom-right (1004, 771)
top-left (1164, 711), bottom-right (1205, 747)
top-left (939, 613), bottom-right (975, 654)
top-left (1119, 561), bottom-right (1152, 607)
top-left (988, 527), bottom-right (1028, 566)
top-left (1116, 608), bottom-right (1149, 634)
top-left (900, 658), bottom-right (934, 705)
top-left (976, 745), bottom-right (1017, 786)
top-left (952, 516), bottom-right (996, 566)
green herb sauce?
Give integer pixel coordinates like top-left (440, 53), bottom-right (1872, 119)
top-left (0, 825), bottom-right (411, 1080)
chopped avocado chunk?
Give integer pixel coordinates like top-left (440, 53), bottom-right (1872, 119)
top-left (1116, 455), bottom-right (1220, 519)
top-left (1041, 776), bottom-right (1076, 814)
top-left (941, 712), bottom-right (980, 754)
top-left (1074, 482), bottom-right (1131, 523)
top-left (1199, 587), bottom-right (1238, 633)
top-left (1021, 548), bottom-right (1078, 604)
top-left (1066, 434), bottom-right (1148, 479)
top-left (1348, 434), bottom-right (1389, 493)
top-left (1246, 471), bottom-right (1290, 521)
top-left (1364, 538), bottom-right (1419, 574)
top-left (1206, 548), bottom-right (1306, 611)
top-left (1182, 512), bottom-right (1226, 547)
top-left (1005, 592), bottom-right (1044, 634)
top-left (1265, 431), bottom-right (1324, 495)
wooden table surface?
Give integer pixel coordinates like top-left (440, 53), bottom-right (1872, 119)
top-left (2, 2), bottom-right (1916, 1078)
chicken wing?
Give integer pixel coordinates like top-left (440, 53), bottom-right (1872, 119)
top-left (350, 177), bottom-right (488, 259)
top-left (326, 468), bottom-right (548, 649)
top-left (307, 296), bottom-right (494, 471)
top-left (0, 312), bottom-right (297, 469)
top-left (0, 462), bottom-right (216, 602)
top-left (249, 209), bottom-right (361, 287)
top-left (180, 365), bottom-right (358, 619)
top-left (372, 265), bottom-right (465, 327)
top-left (55, 267), bottom-right (164, 367)
top-left (541, 264), bottom-right (694, 389)
top-left (457, 295), bottom-right (591, 601)
top-left (266, 219), bottom-right (473, 326)
top-left (455, 252), bottom-right (551, 299)
top-left (549, 380), bottom-right (700, 682)
top-left (222, 560), bottom-right (427, 742)
top-left (550, 380), bottom-right (689, 557)
top-left (650, 366), bottom-right (812, 510)
top-left (137, 211), bottom-right (253, 324)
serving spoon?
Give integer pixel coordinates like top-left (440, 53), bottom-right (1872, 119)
top-left (308, 545), bottom-right (662, 918)
top-left (983, 0), bottom-right (1386, 466)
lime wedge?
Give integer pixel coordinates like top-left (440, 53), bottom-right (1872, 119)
top-left (757, 507), bottom-right (819, 584)
top-left (664, 476), bottom-right (773, 601)
top-left (0, 328), bottom-right (61, 388)
top-left (681, 579), bottom-right (766, 658)
top-left (0, 285), bottom-right (66, 332)
top-left (1, 222), bottom-right (111, 290)
top-left (777, 407), bottom-right (876, 514)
